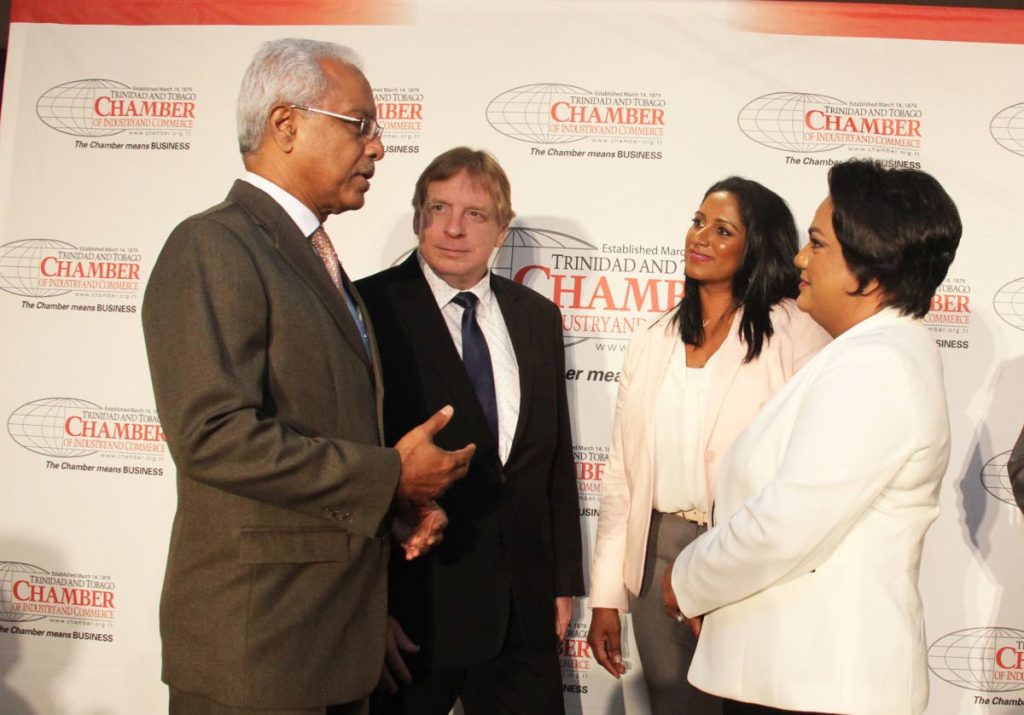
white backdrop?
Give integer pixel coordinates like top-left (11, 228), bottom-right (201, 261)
top-left (1, 1), bottom-right (1023, 713)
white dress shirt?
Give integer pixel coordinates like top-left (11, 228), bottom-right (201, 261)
top-left (243, 172), bottom-right (319, 237)
top-left (417, 251), bottom-right (521, 464)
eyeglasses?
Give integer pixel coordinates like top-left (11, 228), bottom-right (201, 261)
top-left (289, 104), bottom-right (383, 141)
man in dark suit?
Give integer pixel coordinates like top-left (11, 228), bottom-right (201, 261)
top-left (142, 39), bottom-right (473, 715)
top-left (357, 148), bottom-right (584, 715)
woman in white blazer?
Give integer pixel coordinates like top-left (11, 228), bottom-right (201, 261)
top-left (587, 177), bottom-right (830, 714)
top-left (665, 160), bottom-right (962, 715)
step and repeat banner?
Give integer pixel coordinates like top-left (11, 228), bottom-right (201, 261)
top-left (1, 1), bottom-right (1023, 713)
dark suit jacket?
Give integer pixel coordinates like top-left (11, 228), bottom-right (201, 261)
top-left (142, 180), bottom-right (401, 708)
top-left (356, 253), bottom-right (584, 668)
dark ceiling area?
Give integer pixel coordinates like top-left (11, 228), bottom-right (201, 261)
top-left (1, 0), bottom-right (10, 98)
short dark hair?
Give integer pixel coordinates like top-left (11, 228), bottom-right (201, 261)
top-left (827, 160), bottom-right (961, 318)
top-left (673, 176), bottom-right (801, 362)
top-left (412, 147), bottom-right (514, 228)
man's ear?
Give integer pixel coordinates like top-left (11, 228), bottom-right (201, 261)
top-left (495, 226), bottom-right (509, 248)
top-left (267, 105), bottom-right (299, 152)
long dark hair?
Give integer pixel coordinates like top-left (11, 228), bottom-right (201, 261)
top-left (671, 177), bottom-right (800, 363)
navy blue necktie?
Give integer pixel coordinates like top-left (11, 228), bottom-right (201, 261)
top-left (452, 292), bottom-right (498, 442)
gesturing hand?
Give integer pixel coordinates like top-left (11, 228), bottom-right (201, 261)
top-left (395, 406), bottom-right (475, 502)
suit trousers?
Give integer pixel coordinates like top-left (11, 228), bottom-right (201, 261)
top-left (629, 511), bottom-right (722, 715)
top-left (370, 597), bottom-right (564, 715)
top-left (169, 687), bottom-right (368, 715)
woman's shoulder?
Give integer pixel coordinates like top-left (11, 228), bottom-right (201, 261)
top-left (630, 308), bottom-right (677, 342)
top-left (620, 308), bottom-right (678, 364)
top-left (768, 299), bottom-right (829, 337)
top-left (757, 299), bottom-right (832, 364)
top-left (766, 298), bottom-right (805, 326)
top-left (832, 310), bottom-right (934, 369)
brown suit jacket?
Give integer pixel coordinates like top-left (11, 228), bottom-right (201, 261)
top-left (142, 180), bottom-right (400, 708)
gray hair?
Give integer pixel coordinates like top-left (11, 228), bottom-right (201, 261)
top-left (236, 38), bottom-right (362, 155)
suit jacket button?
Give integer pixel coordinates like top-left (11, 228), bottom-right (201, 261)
top-left (499, 472), bottom-right (508, 483)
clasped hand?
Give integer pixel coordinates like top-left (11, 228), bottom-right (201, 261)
top-left (661, 564), bottom-right (702, 638)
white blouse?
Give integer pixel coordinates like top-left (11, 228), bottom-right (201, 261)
top-left (652, 340), bottom-right (717, 514)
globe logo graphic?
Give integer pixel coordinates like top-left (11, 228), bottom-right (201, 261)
top-left (36, 79), bottom-right (130, 137)
top-left (980, 450), bottom-right (1017, 505)
top-left (737, 92), bottom-right (847, 153)
top-left (486, 84), bottom-right (592, 144)
top-left (492, 226), bottom-right (597, 280)
top-left (494, 227), bottom-right (601, 347)
top-left (993, 276), bottom-right (1024, 331)
top-left (0, 561), bottom-right (49, 623)
top-left (0, 239), bottom-right (77, 298)
top-left (7, 397), bottom-right (102, 458)
top-left (990, 102), bottom-right (1024, 157)
top-left (928, 627), bottom-right (1024, 692)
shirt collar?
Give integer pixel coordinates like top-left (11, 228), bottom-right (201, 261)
top-left (832, 306), bottom-right (909, 342)
top-left (416, 250), bottom-right (493, 312)
top-left (243, 171), bottom-right (321, 238)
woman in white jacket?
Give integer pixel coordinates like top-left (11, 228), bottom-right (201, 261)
top-left (665, 160), bottom-right (962, 715)
top-left (587, 177), bottom-right (830, 714)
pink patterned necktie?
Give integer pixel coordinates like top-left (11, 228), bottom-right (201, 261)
top-left (309, 227), bottom-right (344, 293)
top-left (308, 226), bottom-right (370, 354)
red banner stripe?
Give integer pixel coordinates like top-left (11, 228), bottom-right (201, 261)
top-left (11, 0), bottom-right (411, 25)
top-left (742, 2), bottom-right (1024, 44)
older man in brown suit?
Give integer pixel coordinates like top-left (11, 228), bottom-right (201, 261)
top-left (142, 38), bottom-right (472, 715)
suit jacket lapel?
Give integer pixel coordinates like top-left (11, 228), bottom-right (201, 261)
top-left (704, 311), bottom-right (746, 449)
top-left (227, 180), bottom-right (371, 366)
top-left (639, 316), bottom-right (680, 481)
top-left (347, 277), bottom-right (386, 440)
top-left (388, 255), bottom-right (497, 449)
top-left (492, 276), bottom-right (528, 456)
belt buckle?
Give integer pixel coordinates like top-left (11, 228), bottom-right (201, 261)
top-left (679, 508), bottom-right (707, 526)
